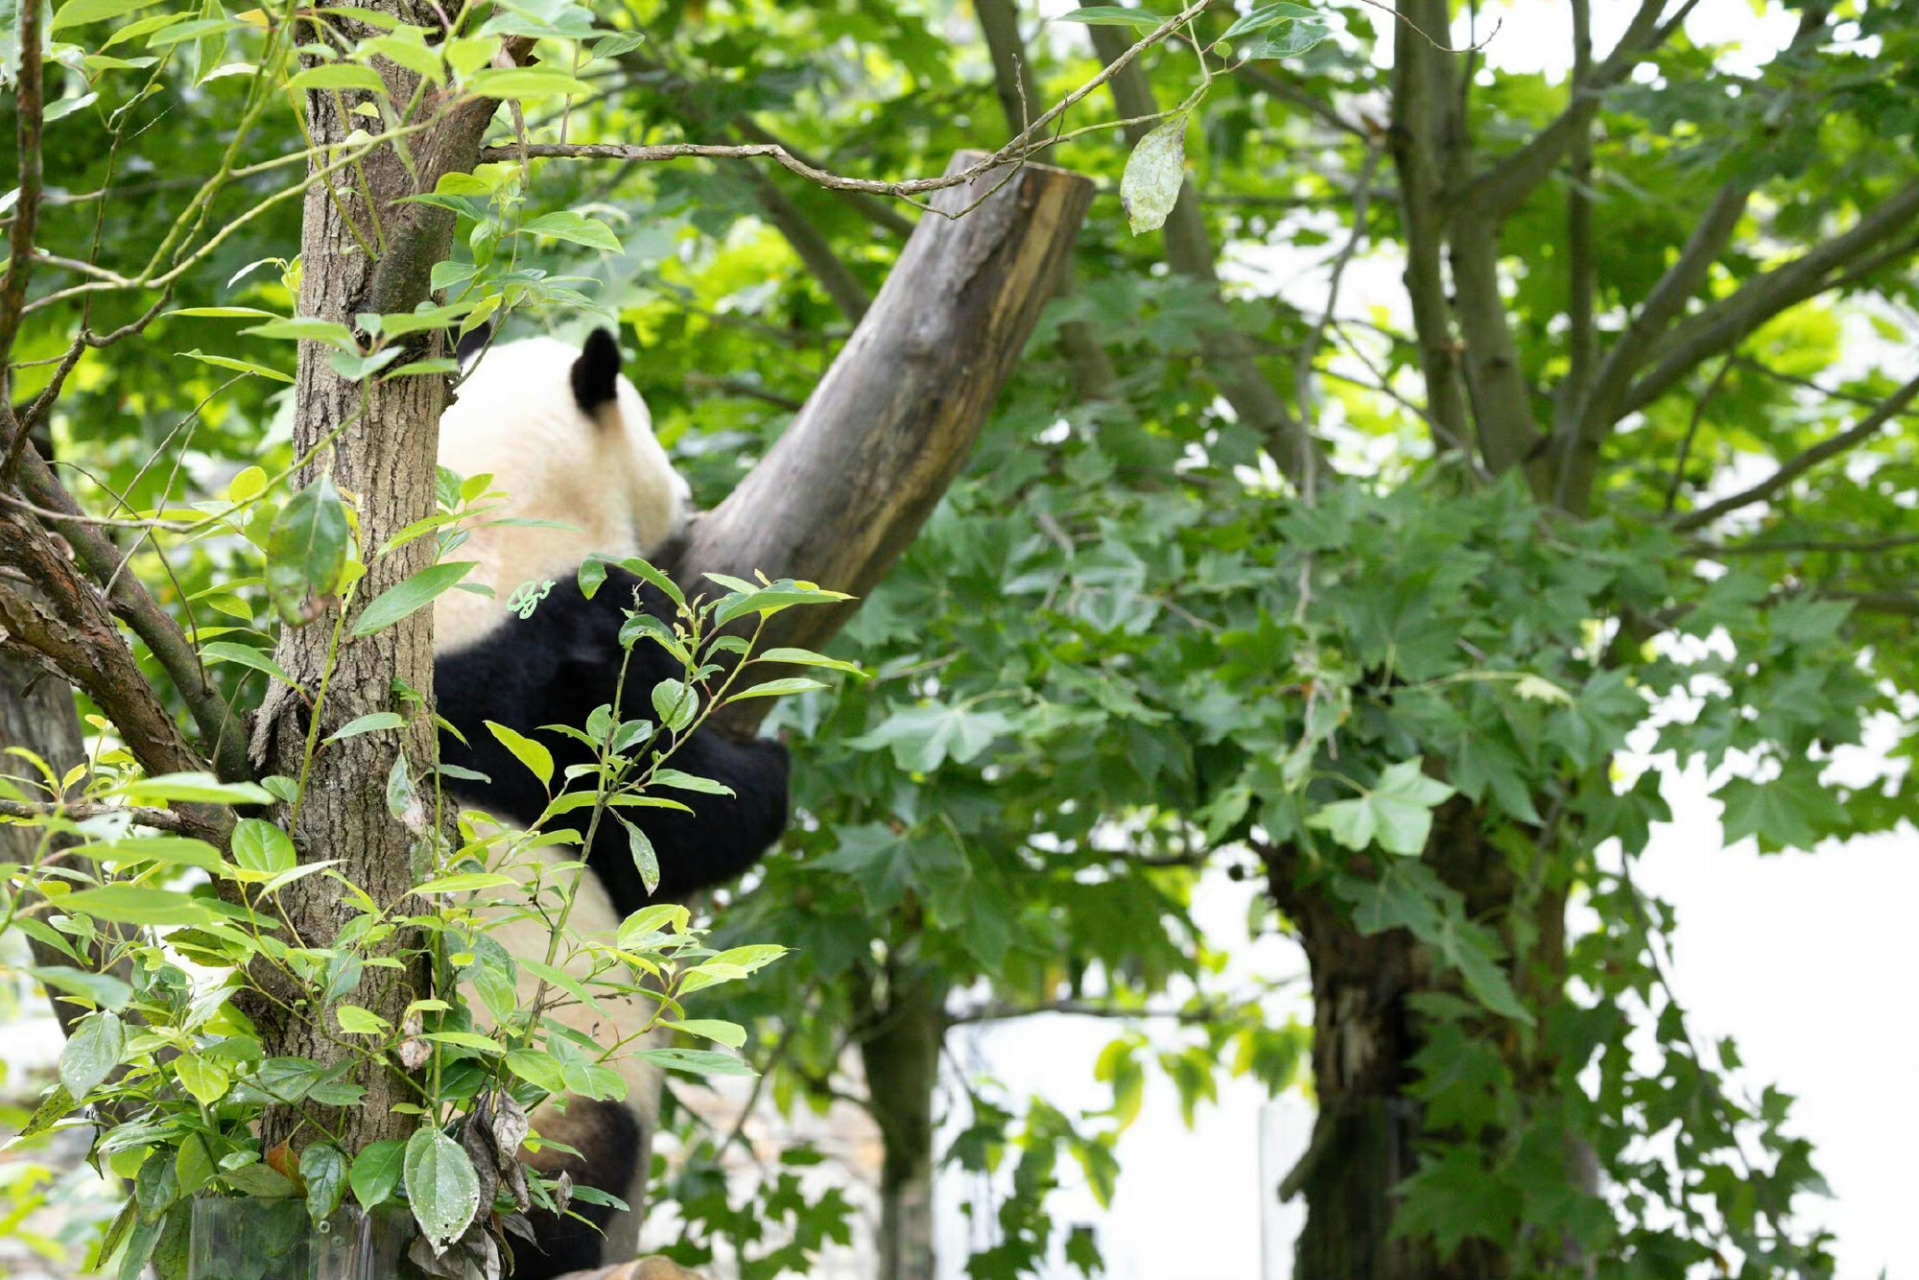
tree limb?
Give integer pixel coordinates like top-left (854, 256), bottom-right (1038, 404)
top-left (1621, 177), bottom-right (1919, 422)
top-left (2, 427), bottom-right (250, 781)
top-left (674, 153), bottom-right (1095, 730)
top-left (978, 0), bottom-right (1118, 403)
top-left (1461, 0), bottom-right (1695, 223)
top-left (1673, 371), bottom-right (1919, 532)
top-left (1388, 0), bottom-right (1471, 456)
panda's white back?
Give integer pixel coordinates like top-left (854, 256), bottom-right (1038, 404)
top-left (434, 334), bottom-right (690, 652)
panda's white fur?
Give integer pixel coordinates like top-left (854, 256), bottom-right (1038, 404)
top-left (435, 334), bottom-right (689, 653)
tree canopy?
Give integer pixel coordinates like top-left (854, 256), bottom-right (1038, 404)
top-left (2, 1), bottom-right (1915, 1278)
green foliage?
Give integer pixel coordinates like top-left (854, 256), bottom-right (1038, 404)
top-left (6, 0), bottom-right (1917, 1276)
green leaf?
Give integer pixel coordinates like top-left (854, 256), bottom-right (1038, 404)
top-left (1307, 758), bottom-right (1455, 856)
top-left (504, 1048), bottom-right (568, 1094)
top-left (232, 818), bottom-right (297, 874)
top-left (663, 1019), bottom-right (747, 1049)
top-left (334, 1004), bottom-right (389, 1035)
top-left (50, 0), bottom-right (161, 32)
top-left (589, 31), bottom-right (645, 59)
top-left (754, 647), bottom-right (866, 675)
top-left (325, 711), bottom-right (406, 742)
top-left (1219, 1), bottom-right (1316, 40)
top-left (222, 1162), bottom-right (293, 1197)
top-left (404, 1128), bottom-right (481, 1250)
top-left (285, 63), bottom-right (387, 93)
top-left (849, 702), bottom-right (1013, 773)
top-left (1239, 16), bottom-right (1332, 57)
top-left (1718, 762), bottom-right (1846, 853)
top-left (1056, 6), bottom-right (1169, 32)
top-left (484, 721), bottom-right (553, 788)
top-left (616, 902), bottom-right (688, 948)
top-left (300, 1143), bottom-right (349, 1225)
top-left (29, 965), bottom-right (132, 1010)
top-left (266, 475), bottom-right (351, 622)
top-left (329, 347), bottom-right (406, 382)
top-left (59, 1010), bottom-right (124, 1100)
top-left (649, 768), bottom-right (734, 796)
top-left (632, 1046), bottom-right (755, 1077)
top-left (240, 317), bottom-right (360, 350)
top-left (1121, 115), bottom-right (1187, 236)
top-left (200, 640), bottom-right (295, 686)
top-left (349, 1140), bottom-right (406, 1208)
top-left (56, 886), bottom-right (221, 927)
top-left (465, 66), bottom-right (594, 98)
top-left (728, 677), bottom-right (828, 700)
top-left (173, 1053), bottom-right (229, 1105)
top-left (519, 210), bottom-right (623, 254)
top-left (113, 772), bottom-right (274, 806)
top-left (619, 815), bottom-right (659, 897)
top-left (177, 349), bottom-right (294, 383)
top-left (650, 679), bottom-right (697, 733)
top-left (351, 561), bottom-right (475, 636)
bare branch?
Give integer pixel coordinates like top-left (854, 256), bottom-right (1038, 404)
top-left (1673, 372), bottom-right (1919, 532)
top-left (730, 118), bottom-right (915, 238)
top-left (0, 797), bottom-right (196, 833)
top-left (482, 2), bottom-right (1213, 204)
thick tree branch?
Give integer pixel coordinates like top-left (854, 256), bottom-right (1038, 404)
top-left (1461, 0), bottom-right (1694, 223)
top-left (483, 2), bottom-right (1211, 204)
top-left (1558, 180), bottom-right (1751, 510)
top-left (1620, 178), bottom-right (1919, 422)
top-left (1388, 0), bottom-right (1471, 456)
top-left (674, 152), bottom-right (1095, 728)
top-left (1673, 371), bottom-right (1919, 532)
top-left (0, 516), bottom-right (220, 831)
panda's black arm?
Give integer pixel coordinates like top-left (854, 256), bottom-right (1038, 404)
top-left (435, 570), bottom-right (790, 918)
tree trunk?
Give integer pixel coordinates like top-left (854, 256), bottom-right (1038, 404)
top-left (242, 1), bottom-right (505, 1154)
top-left (1270, 804), bottom-right (1557, 1280)
top-left (860, 967), bottom-right (945, 1280)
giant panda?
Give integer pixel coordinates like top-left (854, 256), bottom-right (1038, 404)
top-left (432, 325), bottom-right (789, 1277)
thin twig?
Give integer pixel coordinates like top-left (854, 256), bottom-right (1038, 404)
top-left (1673, 372), bottom-right (1919, 532)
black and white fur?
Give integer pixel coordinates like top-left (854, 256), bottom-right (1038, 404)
top-left (434, 326), bottom-right (789, 1277)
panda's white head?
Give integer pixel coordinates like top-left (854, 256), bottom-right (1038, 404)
top-left (435, 327), bottom-right (690, 652)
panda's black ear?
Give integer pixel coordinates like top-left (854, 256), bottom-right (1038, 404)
top-left (454, 319), bottom-right (495, 374)
top-left (571, 328), bottom-right (623, 417)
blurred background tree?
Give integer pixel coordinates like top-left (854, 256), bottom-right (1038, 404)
top-left (3, 1), bottom-right (1915, 1278)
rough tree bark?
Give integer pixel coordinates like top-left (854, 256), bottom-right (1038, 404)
top-left (240, 1), bottom-right (519, 1154)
